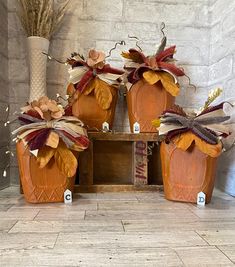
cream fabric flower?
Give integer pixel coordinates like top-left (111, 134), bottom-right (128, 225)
top-left (87, 49), bottom-right (105, 69)
top-left (21, 96), bottom-right (65, 120)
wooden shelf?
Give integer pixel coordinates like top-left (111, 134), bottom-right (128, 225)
top-left (74, 184), bottom-right (163, 193)
top-left (88, 132), bottom-right (160, 141)
top-left (75, 132), bottom-right (163, 193)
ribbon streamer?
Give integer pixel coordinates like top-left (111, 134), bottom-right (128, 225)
top-left (68, 66), bottom-right (123, 92)
top-left (13, 115), bottom-right (89, 152)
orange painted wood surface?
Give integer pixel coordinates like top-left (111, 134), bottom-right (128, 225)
top-left (16, 141), bottom-right (75, 203)
top-left (127, 79), bottom-right (175, 133)
top-left (160, 141), bottom-right (218, 203)
top-left (70, 84), bottom-right (118, 130)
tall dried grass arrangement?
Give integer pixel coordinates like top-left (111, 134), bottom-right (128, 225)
top-left (17, 0), bottom-right (70, 40)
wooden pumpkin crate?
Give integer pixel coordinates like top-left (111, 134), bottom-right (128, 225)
top-left (74, 132), bottom-right (163, 193)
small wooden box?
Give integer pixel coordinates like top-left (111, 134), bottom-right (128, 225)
top-left (75, 132), bottom-right (163, 193)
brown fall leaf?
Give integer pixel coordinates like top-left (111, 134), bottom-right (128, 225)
top-left (83, 78), bottom-right (96, 96)
top-left (158, 72), bottom-right (180, 97)
top-left (37, 145), bottom-right (56, 168)
top-left (195, 134), bottom-right (222, 158)
top-left (143, 70), bottom-right (179, 96)
top-left (71, 144), bottom-right (85, 152)
top-left (121, 51), bottom-right (132, 59)
top-left (45, 131), bottom-right (60, 148)
top-left (54, 141), bottom-right (78, 177)
top-left (143, 70), bottom-right (161, 85)
top-left (121, 51), bottom-right (144, 63)
top-left (67, 83), bottom-right (76, 96)
top-left (173, 132), bottom-right (222, 157)
top-left (94, 78), bottom-right (113, 110)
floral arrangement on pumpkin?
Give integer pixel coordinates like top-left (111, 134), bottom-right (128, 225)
top-left (12, 96), bottom-right (89, 177)
top-left (153, 88), bottom-right (234, 157)
top-left (121, 35), bottom-right (185, 96)
top-left (66, 49), bottom-right (124, 111)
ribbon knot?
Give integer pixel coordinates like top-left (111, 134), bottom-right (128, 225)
top-left (92, 69), bottom-right (97, 76)
top-left (159, 104), bottom-right (231, 145)
top-left (46, 121), bottom-right (54, 128)
top-left (186, 118), bottom-right (195, 128)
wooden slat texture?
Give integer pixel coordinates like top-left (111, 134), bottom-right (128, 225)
top-left (93, 141), bottom-right (133, 185)
top-left (1, 187), bottom-right (235, 266)
top-left (174, 246), bottom-right (234, 266)
top-left (77, 132), bottom-right (162, 191)
top-left (88, 132), bottom-right (160, 141)
top-left (74, 184), bottom-right (163, 193)
top-left (78, 140), bottom-right (93, 185)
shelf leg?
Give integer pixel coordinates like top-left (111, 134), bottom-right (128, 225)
top-left (133, 141), bottom-right (148, 185)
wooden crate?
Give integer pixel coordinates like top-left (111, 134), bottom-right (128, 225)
top-left (75, 132), bottom-right (163, 193)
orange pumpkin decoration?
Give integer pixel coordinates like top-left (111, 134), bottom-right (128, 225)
top-left (157, 100), bottom-right (231, 204)
top-left (127, 78), bottom-right (175, 132)
top-left (122, 42), bottom-right (184, 133)
top-left (67, 78), bottom-right (118, 130)
top-left (160, 140), bottom-right (218, 203)
top-left (16, 141), bottom-right (76, 203)
top-left (14, 97), bottom-right (89, 203)
top-left (67, 49), bottom-right (124, 130)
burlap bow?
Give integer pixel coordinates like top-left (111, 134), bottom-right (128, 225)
top-left (158, 103), bottom-right (231, 145)
top-left (67, 50), bottom-right (124, 93)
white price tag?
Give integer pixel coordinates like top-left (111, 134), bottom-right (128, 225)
top-left (197, 191), bottom-right (206, 206)
top-left (133, 122), bottom-right (140, 133)
top-left (64, 189), bottom-right (72, 204)
top-left (102, 122), bottom-right (109, 132)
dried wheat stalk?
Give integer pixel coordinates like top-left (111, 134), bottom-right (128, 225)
top-left (17, 0), bottom-right (70, 39)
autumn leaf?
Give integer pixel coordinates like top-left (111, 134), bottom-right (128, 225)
top-left (83, 78), bottom-right (96, 96)
top-left (143, 70), bottom-right (160, 85)
top-left (194, 134), bottom-right (222, 158)
top-left (94, 78), bottom-right (113, 110)
top-left (158, 72), bottom-right (180, 96)
top-left (173, 132), bottom-right (194, 151)
top-left (71, 144), bottom-right (86, 152)
top-left (121, 51), bottom-right (131, 59)
top-left (54, 141), bottom-right (78, 177)
top-left (142, 70), bottom-right (179, 96)
top-left (37, 145), bottom-right (56, 168)
top-left (152, 118), bottom-right (161, 128)
top-left (121, 50), bottom-right (145, 63)
top-left (173, 132), bottom-right (222, 157)
top-left (45, 131), bottom-right (59, 148)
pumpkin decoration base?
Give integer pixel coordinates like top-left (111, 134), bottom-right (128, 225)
top-left (68, 83), bottom-right (118, 131)
top-left (16, 141), bottom-right (75, 203)
top-left (127, 79), bottom-right (175, 133)
top-left (160, 142), bottom-right (218, 204)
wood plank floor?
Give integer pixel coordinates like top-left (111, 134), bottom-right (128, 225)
top-left (0, 186), bottom-right (235, 266)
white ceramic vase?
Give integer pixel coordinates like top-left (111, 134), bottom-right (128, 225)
top-left (27, 36), bottom-right (50, 102)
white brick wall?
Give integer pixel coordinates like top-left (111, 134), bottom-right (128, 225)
top-left (0, 0), bottom-right (10, 189)
top-left (7, 0), bottom-right (235, 187)
top-left (209, 0), bottom-right (235, 195)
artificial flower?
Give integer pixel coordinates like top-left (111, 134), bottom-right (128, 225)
top-left (87, 49), bottom-right (105, 69)
top-left (21, 96), bottom-right (65, 121)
